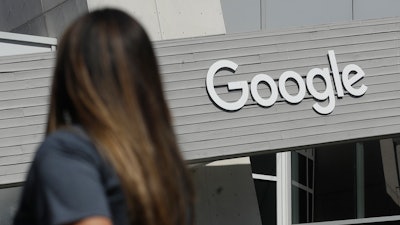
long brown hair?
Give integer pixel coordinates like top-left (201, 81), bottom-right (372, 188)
top-left (47, 9), bottom-right (194, 225)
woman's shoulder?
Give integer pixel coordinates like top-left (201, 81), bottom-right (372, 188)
top-left (35, 126), bottom-right (101, 166)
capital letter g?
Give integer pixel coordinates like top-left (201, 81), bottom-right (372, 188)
top-left (206, 60), bottom-right (249, 111)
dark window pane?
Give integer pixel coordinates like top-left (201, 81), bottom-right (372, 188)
top-left (250, 153), bottom-right (276, 176)
top-left (298, 154), bottom-right (307, 186)
top-left (308, 193), bottom-right (313, 222)
top-left (313, 143), bottom-right (356, 221)
top-left (308, 159), bottom-right (314, 189)
top-left (292, 186), bottom-right (308, 223)
top-left (292, 152), bottom-right (308, 187)
top-left (253, 180), bottom-right (277, 225)
top-left (292, 152), bottom-right (299, 184)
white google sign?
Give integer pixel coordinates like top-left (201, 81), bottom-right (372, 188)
top-left (206, 50), bottom-right (367, 115)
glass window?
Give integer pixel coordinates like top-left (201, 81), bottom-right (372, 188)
top-left (253, 180), bottom-right (276, 225)
top-left (250, 153), bottom-right (276, 176)
top-left (251, 153), bottom-right (277, 225)
top-left (313, 143), bottom-right (357, 222)
top-left (292, 186), bottom-right (309, 223)
top-left (251, 137), bottom-right (400, 225)
top-left (292, 150), bottom-right (314, 224)
top-left (364, 139), bottom-right (400, 218)
top-left (293, 136), bottom-right (400, 224)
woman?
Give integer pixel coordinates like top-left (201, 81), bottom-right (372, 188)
top-left (13, 8), bottom-right (194, 225)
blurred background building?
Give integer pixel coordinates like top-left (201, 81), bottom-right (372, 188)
top-left (1, 1), bottom-right (400, 225)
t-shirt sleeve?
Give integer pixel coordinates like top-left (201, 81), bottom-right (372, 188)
top-left (33, 133), bottom-right (111, 225)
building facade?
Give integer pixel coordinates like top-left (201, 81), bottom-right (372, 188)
top-left (1, 1), bottom-right (400, 225)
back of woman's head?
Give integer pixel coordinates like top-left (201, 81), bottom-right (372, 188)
top-left (48, 8), bottom-right (194, 225)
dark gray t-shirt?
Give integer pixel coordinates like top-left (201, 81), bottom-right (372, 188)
top-left (13, 127), bottom-right (130, 225)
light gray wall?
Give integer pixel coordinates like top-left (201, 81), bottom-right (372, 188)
top-left (4, 0), bottom-right (400, 38)
top-left (220, 0), bottom-right (261, 33)
top-left (0, 0), bottom-right (88, 38)
top-left (265, 0), bottom-right (352, 31)
top-left (353, 0), bottom-right (400, 20)
top-left (0, 0), bottom-right (43, 32)
top-left (87, 0), bottom-right (226, 41)
top-left (40, 0), bottom-right (88, 37)
top-left (1, 0), bottom-right (225, 40)
top-left (220, 0), bottom-right (400, 33)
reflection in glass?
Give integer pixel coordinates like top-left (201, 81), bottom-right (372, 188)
top-left (380, 139), bottom-right (400, 207)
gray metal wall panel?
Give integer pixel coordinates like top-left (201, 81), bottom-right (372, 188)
top-left (12, 15), bottom-right (49, 37)
top-left (220, 0), bottom-right (261, 34)
top-left (265, 0), bottom-right (352, 31)
top-left (354, 0), bottom-right (400, 21)
top-left (0, 0), bottom-right (43, 31)
top-left (1, 18), bottom-right (400, 184)
top-left (0, 53), bottom-right (51, 185)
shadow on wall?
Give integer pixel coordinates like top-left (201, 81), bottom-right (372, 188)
top-left (192, 163), bottom-right (262, 225)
